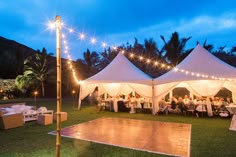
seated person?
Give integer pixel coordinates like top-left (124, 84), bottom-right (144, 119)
top-left (187, 97), bottom-right (195, 110)
top-left (158, 98), bottom-right (168, 114)
top-left (212, 97), bottom-right (220, 112)
top-left (226, 97), bottom-right (233, 105)
top-left (183, 95), bottom-right (190, 106)
top-left (177, 97), bottom-right (187, 115)
top-left (195, 97), bottom-right (207, 117)
top-left (168, 97), bottom-right (180, 113)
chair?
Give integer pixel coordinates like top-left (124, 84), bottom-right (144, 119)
top-left (196, 104), bottom-right (207, 117)
top-left (186, 104), bottom-right (195, 116)
top-left (23, 109), bottom-right (38, 122)
top-left (37, 107), bottom-right (47, 113)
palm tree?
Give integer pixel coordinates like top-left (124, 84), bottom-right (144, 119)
top-left (202, 40), bottom-right (214, 52)
top-left (16, 48), bottom-right (53, 96)
top-left (144, 38), bottom-right (161, 58)
top-left (142, 38), bottom-right (166, 77)
top-left (15, 70), bottom-right (37, 94)
top-left (161, 32), bottom-right (191, 65)
top-left (83, 49), bottom-right (100, 76)
top-left (230, 46), bottom-right (236, 55)
top-left (99, 48), bottom-right (118, 69)
top-left (212, 46), bottom-right (236, 67)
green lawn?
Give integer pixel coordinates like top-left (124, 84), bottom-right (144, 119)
top-left (1, 98), bottom-right (236, 157)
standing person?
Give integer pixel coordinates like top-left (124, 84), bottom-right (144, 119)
top-left (129, 95), bottom-right (136, 114)
top-left (206, 97), bottom-right (213, 117)
top-left (139, 97), bottom-right (145, 109)
top-left (94, 90), bottom-right (100, 110)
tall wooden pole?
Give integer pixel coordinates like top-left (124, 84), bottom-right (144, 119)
top-left (56, 15), bottom-right (62, 157)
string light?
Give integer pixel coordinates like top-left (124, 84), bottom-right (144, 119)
top-left (69, 28), bottom-right (74, 33)
top-left (47, 19), bottom-right (235, 84)
top-left (47, 21), bottom-right (56, 30)
top-left (154, 61), bottom-right (159, 66)
top-left (174, 67), bottom-right (178, 72)
top-left (102, 42), bottom-right (107, 47)
top-left (161, 64), bottom-right (166, 68)
top-left (90, 38), bottom-right (96, 44)
top-left (79, 33), bottom-right (85, 39)
top-left (112, 46), bottom-right (118, 50)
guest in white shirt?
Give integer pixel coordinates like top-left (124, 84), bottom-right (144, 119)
top-left (183, 95), bottom-right (190, 106)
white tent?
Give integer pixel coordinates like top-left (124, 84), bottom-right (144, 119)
top-left (153, 44), bottom-right (236, 114)
top-left (78, 52), bottom-right (153, 110)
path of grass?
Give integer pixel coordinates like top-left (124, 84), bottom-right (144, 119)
top-left (1, 98), bottom-right (236, 157)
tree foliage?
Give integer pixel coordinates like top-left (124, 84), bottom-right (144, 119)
top-left (161, 32), bottom-right (191, 65)
top-left (15, 48), bottom-right (53, 96)
top-left (74, 32), bottom-right (235, 79)
top-left (1, 32), bottom-right (236, 98)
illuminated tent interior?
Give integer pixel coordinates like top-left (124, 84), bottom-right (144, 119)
top-left (78, 52), bottom-right (153, 109)
top-left (153, 44), bottom-right (236, 114)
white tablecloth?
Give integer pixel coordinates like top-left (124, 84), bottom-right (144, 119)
top-left (226, 105), bottom-right (236, 115)
top-left (226, 105), bottom-right (236, 131)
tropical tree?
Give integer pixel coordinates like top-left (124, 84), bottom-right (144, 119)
top-left (161, 32), bottom-right (191, 65)
top-left (212, 46), bottom-right (236, 67)
top-left (142, 38), bottom-right (166, 77)
top-left (144, 38), bottom-right (162, 58)
top-left (83, 49), bottom-right (100, 76)
top-left (99, 47), bottom-right (118, 70)
top-left (15, 70), bottom-right (37, 94)
top-left (202, 40), bottom-right (214, 52)
top-left (230, 46), bottom-right (236, 55)
top-left (16, 48), bottom-right (53, 96)
top-left (132, 38), bottom-right (144, 55)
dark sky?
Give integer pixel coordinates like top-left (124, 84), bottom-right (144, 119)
top-left (0, 0), bottom-right (236, 59)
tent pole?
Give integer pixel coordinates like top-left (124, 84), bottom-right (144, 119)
top-left (170, 90), bottom-right (173, 100)
top-left (152, 79), bottom-right (156, 115)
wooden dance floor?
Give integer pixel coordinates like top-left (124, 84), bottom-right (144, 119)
top-left (49, 117), bottom-right (191, 157)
